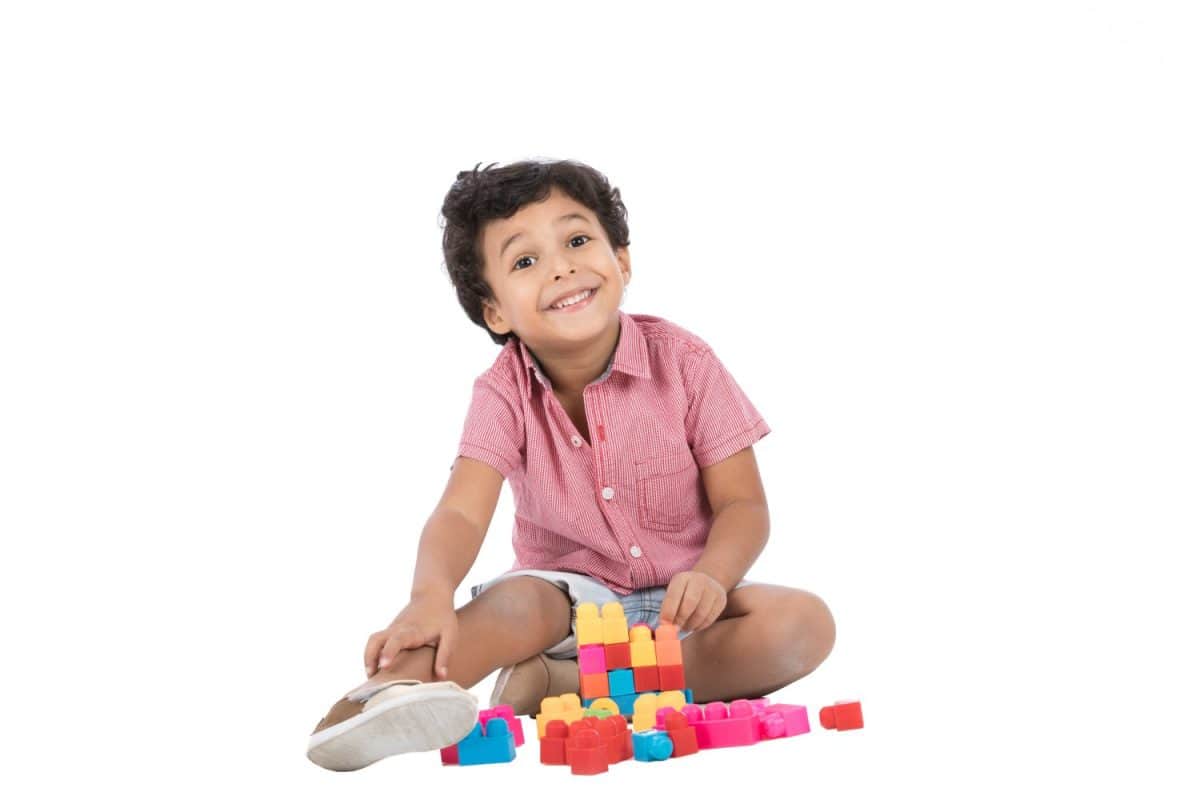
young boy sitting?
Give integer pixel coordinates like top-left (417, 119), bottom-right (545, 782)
top-left (307, 159), bottom-right (836, 771)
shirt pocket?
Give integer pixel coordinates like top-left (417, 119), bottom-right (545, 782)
top-left (634, 449), bottom-right (701, 533)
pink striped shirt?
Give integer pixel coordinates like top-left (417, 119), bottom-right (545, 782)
top-left (455, 310), bottom-right (770, 595)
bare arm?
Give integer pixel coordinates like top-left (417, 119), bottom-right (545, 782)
top-left (408, 455), bottom-right (505, 603)
top-left (364, 455), bottom-right (505, 678)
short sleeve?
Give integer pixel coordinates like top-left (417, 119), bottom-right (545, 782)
top-left (683, 349), bottom-right (771, 469)
top-left (455, 375), bottom-right (525, 479)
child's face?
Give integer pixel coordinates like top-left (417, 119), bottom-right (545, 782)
top-left (479, 186), bottom-right (631, 353)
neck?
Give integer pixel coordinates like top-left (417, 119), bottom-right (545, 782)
top-left (529, 314), bottom-right (621, 395)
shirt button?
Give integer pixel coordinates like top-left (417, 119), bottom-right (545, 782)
top-left (571, 435), bottom-right (583, 447)
top-left (601, 486), bottom-right (615, 500)
top-left (630, 545), bottom-right (643, 558)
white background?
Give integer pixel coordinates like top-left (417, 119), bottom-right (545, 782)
top-left (2, 1), bottom-right (1197, 796)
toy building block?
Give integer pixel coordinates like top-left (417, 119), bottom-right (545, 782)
top-left (757, 703), bottom-right (810, 738)
top-left (657, 690), bottom-right (688, 712)
top-left (633, 665), bottom-right (659, 693)
top-left (662, 710), bottom-right (699, 757)
top-left (576, 602), bottom-right (603, 646)
top-left (605, 641), bottom-right (632, 669)
top-left (579, 671), bottom-right (609, 700)
top-left (541, 720), bottom-right (569, 765)
top-left (566, 724), bottom-right (608, 775)
top-left (654, 622), bottom-right (682, 666)
top-left (629, 623), bottom-right (657, 667)
top-left (819, 700), bottom-right (864, 731)
top-left (658, 662), bottom-right (686, 691)
top-left (601, 601), bottom-right (630, 644)
top-left (479, 704), bottom-right (525, 747)
top-left (632, 729), bottom-right (674, 761)
top-left (578, 643), bottom-right (607, 674)
top-left (439, 743), bottom-right (459, 765)
top-left (608, 668), bottom-right (634, 697)
top-left (536, 693), bottom-right (584, 739)
top-left (586, 697), bottom-right (620, 718)
top-left (456, 717), bottom-right (517, 765)
top-left (598, 714), bottom-right (633, 764)
top-left (681, 700), bottom-right (761, 749)
top-left (632, 694), bottom-right (659, 731)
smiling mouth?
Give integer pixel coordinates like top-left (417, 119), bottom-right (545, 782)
top-left (546, 287), bottom-right (598, 312)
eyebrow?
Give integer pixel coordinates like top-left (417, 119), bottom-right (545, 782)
top-left (498, 213), bottom-right (592, 261)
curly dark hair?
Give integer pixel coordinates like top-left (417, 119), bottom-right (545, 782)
top-left (440, 158), bottom-right (631, 346)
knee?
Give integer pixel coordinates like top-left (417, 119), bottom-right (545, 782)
top-left (777, 590), bottom-right (836, 678)
top-left (476, 576), bottom-right (571, 644)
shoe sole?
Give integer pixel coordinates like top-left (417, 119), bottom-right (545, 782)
top-left (307, 685), bottom-right (478, 771)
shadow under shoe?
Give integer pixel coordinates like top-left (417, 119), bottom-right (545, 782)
top-left (490, 654), bottom-right (580, 717)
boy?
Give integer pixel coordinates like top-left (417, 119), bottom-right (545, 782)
top-left (307, 159), bottom-right (835, 771)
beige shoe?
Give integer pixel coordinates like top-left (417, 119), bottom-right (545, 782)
top-left (490, 654), bottom-right (580, 717)
top-left (307, 679), bottom-right (478, 771)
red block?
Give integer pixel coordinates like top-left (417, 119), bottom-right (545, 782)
top-left (567, 728), bottom-right (609, 775)
top-left (540, 720), bottom-right (568, 765)
top-left (658, 663), bottom-right (686, 691)
top-left (633, 665), bottom-right (659, 693)
top-left (604, 642), bottom-right (632, 670)
top-left (663, 710), bottom-right (699, 757)
top-left (819, 701), bottom-right (864, 731)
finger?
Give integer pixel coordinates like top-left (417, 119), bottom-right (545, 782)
top-left (691, 593), bottom-right (721, 633)
top-left (434, 625), bottom-right (456, 680)
top-left (364, 633), bottom-right (385, 676)
top-left (378, 628), bottom-right (421, 669)
top-left (659, 577), bottom-right (686, 624)
top-left (675, 580), bottom-right (706, 632)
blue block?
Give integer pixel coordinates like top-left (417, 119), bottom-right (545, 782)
top-left (611, 692), bottom-right (638, 716)
top-left (456, 718), bottom-right (516, 765)
top-left (632, 730), bottom-right (674, 762)
top-left (685, 688), bottom-right (693, 704)
top-left (608, 668), bottom-right (634, 696)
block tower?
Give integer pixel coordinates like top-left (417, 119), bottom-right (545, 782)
top-left (575, 601), bottom-right (690, 717)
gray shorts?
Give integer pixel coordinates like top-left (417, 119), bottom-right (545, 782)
top-left (469, 568), bottom-right (754, 660)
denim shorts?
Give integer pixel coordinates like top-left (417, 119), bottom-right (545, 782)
top-left (469, 568), bottom-right (754, 660)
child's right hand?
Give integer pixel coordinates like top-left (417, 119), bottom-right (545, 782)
top-left (363, 595), bottom-right (459, 680)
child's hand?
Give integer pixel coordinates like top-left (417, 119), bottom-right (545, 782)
top-left (363, 595), bottom-right (459, 680)
top-left (660, 570), bottom-right (727, 634)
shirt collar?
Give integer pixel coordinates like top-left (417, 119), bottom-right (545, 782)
top-left (519, 310), bottom-right (651, 399)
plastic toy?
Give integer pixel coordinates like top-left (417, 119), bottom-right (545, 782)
top-left (441, 704), bottom-right (525, 764)
top-left (455, 717), bottom-right (517, 765)
top-left (629, 623), bottom-right (657, 666)
top-left (819, 700), bottom-right (864, 731)
top-left (535, 693), bottom-right (584, 739)
top-left (662, 710), bottom-right (699, 757)
top-left (576, 602), bottom-right (603, 646)
top-left (632, 729), bottom-right (674, 761)
top-left (601, 601), bottom-right (630, 644)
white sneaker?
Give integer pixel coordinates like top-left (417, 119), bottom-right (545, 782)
top-left (307, 679), bottom-right (478, 771)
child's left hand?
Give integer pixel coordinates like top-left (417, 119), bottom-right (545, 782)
top-left (660, 570), bottom-right (727, 633)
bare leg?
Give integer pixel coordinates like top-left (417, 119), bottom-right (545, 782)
top-left (315, 577), bottom-right (571, 732)
top-left (680, 584), bottom-right (836, 704)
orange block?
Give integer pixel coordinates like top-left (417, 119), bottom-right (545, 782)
top-left (579, 672), bottom-right (610, 700)
top-left (654, 622), bottom-right (682, 666)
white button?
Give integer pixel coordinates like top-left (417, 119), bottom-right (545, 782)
top-left (571, 435), bottom-right (583, 447)
top-left (601, 486), bottom-right (615, 500)
top-left (630, 545), bottom-right (643, 558)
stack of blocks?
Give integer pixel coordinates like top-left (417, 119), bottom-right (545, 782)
top-left (576, 601), bottom-right (689, 717)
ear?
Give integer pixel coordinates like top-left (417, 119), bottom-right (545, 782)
top-left (482, 298), bottom-right (512, 336)
top-left (616, 246), bottom-right (632, 287)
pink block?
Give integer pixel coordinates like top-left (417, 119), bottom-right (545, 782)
top-left (439, 744), bottom-right (459, 764)
top-left (757, 703), bottom-right (810, 738)
top-left (578, 644), bottom-right (607, 675)
top-left (479, 704), bottom-right (525, 747)
top-left (680, 701), bottom-right (762, 749)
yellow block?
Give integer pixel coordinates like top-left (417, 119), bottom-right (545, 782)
top-left (601, 601), bottom-right (630, 644)
top-left (576, 602), bottom-right (603, 646)
top-left (656, 690), bottom-right (686, 712)
top-left (632, 694), bottom-right (659, 732)
top-left (535, 692), bottom-right (586, 738)
top-left (629, 624), bottom-right (657, 667)
top-left (589, 697), bottom-right (620, 717)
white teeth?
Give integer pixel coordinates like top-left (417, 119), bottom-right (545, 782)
top-left (550, 288), bottom-right (593, 310)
